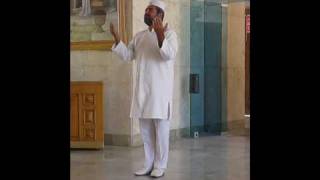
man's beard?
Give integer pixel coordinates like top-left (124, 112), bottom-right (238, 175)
top-left (144, 15), bottom-right (153, 26)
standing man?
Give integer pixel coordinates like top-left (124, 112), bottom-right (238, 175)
top-left (110, 0), bottom-right (178, 178)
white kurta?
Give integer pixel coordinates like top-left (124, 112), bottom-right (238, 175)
top-left (112, 28), bottom-right (178, 120)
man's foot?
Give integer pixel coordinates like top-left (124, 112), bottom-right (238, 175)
top-left (134, 167), bottom-right (153, 176)
top-left (150, 168), bottom-right (165, 178)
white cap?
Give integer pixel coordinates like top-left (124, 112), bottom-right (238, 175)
top-left (149, 0), bottom-right (166, 11)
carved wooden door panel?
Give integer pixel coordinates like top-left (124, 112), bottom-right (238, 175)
top-left (71, 82), bottom-right (104, 149)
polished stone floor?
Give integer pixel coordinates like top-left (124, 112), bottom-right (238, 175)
top-left (71, 135), bottom-right (250, 180)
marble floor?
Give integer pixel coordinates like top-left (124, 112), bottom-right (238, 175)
top-left (71, 135), bottom-right (250, 180)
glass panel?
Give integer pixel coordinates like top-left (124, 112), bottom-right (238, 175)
top-left (204, 1), bottom-right (222, 134)
top-left (190, 0), bottom-right (205, 136)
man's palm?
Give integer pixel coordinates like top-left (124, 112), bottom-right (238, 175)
top-left (110, 23), bottom-right (117, 37)
top-left (110, 22), bottom-right (120, 44)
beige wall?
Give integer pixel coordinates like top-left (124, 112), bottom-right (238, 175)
top-left (226, 2), bottom-right (246, 131)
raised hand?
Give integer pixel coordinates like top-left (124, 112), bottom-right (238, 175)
top-left (110, 22), bottom-right (120, 45)
top-left (153, 17), bottom-right (168, 35)
top-left (153, 17), bottom-right (168, 48)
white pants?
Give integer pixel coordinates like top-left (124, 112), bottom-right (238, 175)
top-left (139, 118), bottom-right (170, 170)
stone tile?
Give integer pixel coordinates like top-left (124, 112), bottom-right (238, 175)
top-left (71, 135), bottom-right (250, 180)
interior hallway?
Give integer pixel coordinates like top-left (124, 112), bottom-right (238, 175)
top-left (71, 135), bottom-right (250, 180)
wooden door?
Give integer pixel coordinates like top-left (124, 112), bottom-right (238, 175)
top-left (71, 82), bottom-right (104, 149)
top-left (71, 90), bottom-right (80, 141)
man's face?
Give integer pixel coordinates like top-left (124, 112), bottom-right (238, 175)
top-left (144, 5), bottom-right (158, 26)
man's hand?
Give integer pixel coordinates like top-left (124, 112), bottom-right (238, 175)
top-left (110, 22), bottom-right (120, 45)
top-left (153, 17), bottom-right (168, 48)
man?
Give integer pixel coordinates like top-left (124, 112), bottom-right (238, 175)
top-left (110, 0), bottom-right (178, 178)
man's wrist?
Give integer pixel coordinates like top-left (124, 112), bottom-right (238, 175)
top-left (114, 35), bottom-right (120, 45)
top-left (156, 31), bottom-right (165, 48)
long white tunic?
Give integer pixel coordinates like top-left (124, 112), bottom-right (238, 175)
top-left (112, 28), bottom-right (178, 120)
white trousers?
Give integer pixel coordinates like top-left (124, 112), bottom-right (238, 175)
top-left (139, 118), bottom-right (170, 170)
